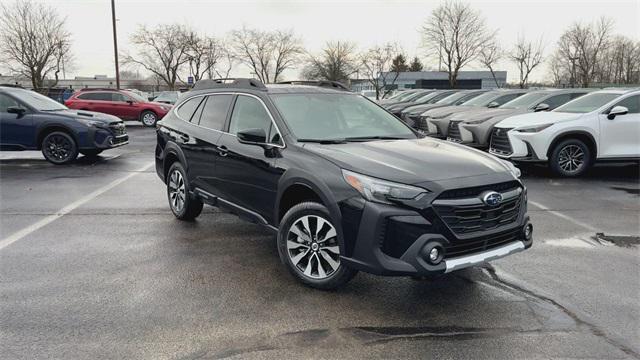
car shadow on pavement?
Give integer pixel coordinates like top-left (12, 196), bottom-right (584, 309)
top-left (520, 162), bottom-right (640, 182)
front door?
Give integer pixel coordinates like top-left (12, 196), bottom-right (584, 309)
top-left (0, 94), bottom-right (34, 149)
top-left (598, 95), bottom-right (640, 158)
top-left (214, 94), bottom-right (284, 224)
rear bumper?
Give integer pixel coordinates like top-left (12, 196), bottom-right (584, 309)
top-left (339, 196), bottom-right (532, 277)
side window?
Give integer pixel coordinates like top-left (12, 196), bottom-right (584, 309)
top-left (176, 97), bottom-right (204, 121)
top-left (542, 94), bottom-right (571, 110)
top-left (612, 95), bottom-right (640, 114)
top-left (79, 92), bottom-right (111, 101)
top-left (198, 95), bottom-right (233, 130)
top-left (0, 94), bottom-right (20, 112)
top-left (493, 94), bottom-right (520, 106)
top-left (111, 93), bottom-right (127, 102)
top-left (228, 96), bottom-right (274, 141)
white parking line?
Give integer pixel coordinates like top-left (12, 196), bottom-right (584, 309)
top-left (528, 200), bottom-right (598, 232)
top-left (0, 161), bottom-right (155, 251)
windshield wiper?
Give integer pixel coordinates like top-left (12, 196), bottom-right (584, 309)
top-left (41, 109), bottom-right (66, 112)
top-left (297, 138), bottom-right (347, 144)
top-left (344, 135), bottom-right (410, 141)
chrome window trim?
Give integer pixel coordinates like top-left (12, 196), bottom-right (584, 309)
top-left (174, 92), bottom-right (285, 149)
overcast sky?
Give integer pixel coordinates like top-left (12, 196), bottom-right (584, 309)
top-left (38, 0), bottom-right (640, 83)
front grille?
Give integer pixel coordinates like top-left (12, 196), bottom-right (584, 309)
top-left (490, 128), bottom-right (513, 155)
top-left (444, 227), bottom-right (521, 259)
top-left (447, 121), bottom-right (462, 141)
top-left (438, 181), bottom-right (521, 200)
top-left (433, 183), bottom-right (523, 235)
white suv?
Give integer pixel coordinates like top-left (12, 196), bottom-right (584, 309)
top-left (490, 88), bottom-right (640, 177)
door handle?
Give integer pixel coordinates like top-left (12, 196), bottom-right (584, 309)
top-left (218, 145), bottom-right (228, 157)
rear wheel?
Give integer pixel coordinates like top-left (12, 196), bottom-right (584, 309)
top-left (141, 110), bottom-right (158, 127)
top-left (167, 162), bottom-right (203, 220)
top-left (41, 131), bottom-right (78, 165)
top-left (277, 202), bottom-right (357, 290)
top-left (550, 139), bottom-right (592, 177)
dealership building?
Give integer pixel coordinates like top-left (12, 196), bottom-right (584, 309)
top-left (350, 70), bottom-right (507, 92)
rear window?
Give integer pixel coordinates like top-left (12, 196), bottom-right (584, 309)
top-left (197, 95), bottom-right (233, 130)
top-left (177, 97), bottom-right (204, 121)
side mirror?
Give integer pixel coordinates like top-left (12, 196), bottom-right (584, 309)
top-left (534, 103), bottom-right (550, 112)
top-left (237, 128), bottom-right (267, 145)
top-left (487, 101), bottom-right (499, 108)
top-left (126, 100), bottom-right (135, 105)
top-left (607, 106), bottom-right (628, 120)
top-left (6, 106), bottom-right (26, 116)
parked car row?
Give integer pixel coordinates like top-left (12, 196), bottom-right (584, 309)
top-left (382, 88), bottom-right (640, 177)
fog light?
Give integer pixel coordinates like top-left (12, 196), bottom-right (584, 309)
top-left (524, 223), bottom-right (533, 240)
top-left (429, 248), bottom-right (440, 262)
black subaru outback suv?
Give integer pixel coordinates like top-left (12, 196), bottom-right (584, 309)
top-left (155, 79), bottom-right (532, 289)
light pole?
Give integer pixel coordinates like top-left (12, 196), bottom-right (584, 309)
top-left (111, 0), bottom-right (120, 90)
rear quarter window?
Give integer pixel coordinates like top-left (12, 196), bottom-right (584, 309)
top-left (176, 97), bottom-right (204, 121)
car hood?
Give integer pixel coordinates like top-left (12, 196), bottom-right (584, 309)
top-left (56, 109), bottom-right (122, 124)
top-left (423, 105), bottom-right (482, 118)
top-left (496, 111), bottom-right (585, 128)
top-left (403, 103), bottom-right (448, 114)
top-left (451, 108), bottom-right (523, 122)
top-left (302, 138), bottom-right (512, 184)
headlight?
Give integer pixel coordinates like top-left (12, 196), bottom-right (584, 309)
top-left (342, 169), bottom-right (429, 204)
top-left (465, 118), bottom-right (490, 125)
top-left (516, 123), bottom-right (553, 133)
top-left (500, 159), bottom-right (521, 178)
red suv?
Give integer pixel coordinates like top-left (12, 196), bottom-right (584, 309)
top-left (65, 89), bottom-right (173, 127)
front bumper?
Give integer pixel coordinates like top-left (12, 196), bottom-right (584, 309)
top-left (83, 124), bottom-right (129, 150)
top-left (339, 191), bottom-right (532, 277)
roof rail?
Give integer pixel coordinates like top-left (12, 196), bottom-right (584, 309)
top-left (276, 80), bottom-right (351, 91)
top-left (192, 78), bottom-right (267, 91)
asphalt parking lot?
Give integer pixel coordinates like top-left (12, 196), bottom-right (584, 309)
top-left (1, 124), bottom-right (639, 360)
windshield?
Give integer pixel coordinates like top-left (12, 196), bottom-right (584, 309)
top-left (411, 91), bottom-right (439, 103)
top-left (17, 89), bottom-right (67, 111)
top-left (155, 92), bottom-right (177, 101)
top-left (554, 93), bottom-right (621, 113)
top-left (452, 92), bottom-right (484, 105)
top-left (122, 91), bottom-right (147, 102)
top-left (500, 92), bottom-right (548, 109)
top-left (461, 92), bottom-right (499, 106)
top-left (434, 91), bottom-right (463, 104)
top-left (272, 94), bottom-right (416, 141)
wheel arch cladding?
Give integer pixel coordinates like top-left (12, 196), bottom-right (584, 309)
top-left (548, 131), bottom-right (597, 160)
top-left (278, 183), bottom-right (324, 223)
top-left (37, 125), bottom-right (78, 150)
top-left (162, 142), bottom-right (188, 182)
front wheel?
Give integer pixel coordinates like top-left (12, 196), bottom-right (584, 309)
top-left (277, 202), bottom-right (357, 290)
top-left (549, 139), bottom-right (592, 177)
top-left (141, 110), bottom-right (158, 127)
top-left (41, 131), bottom-right (78, 165)
top-left (167, 162), bottom-right (203, 220)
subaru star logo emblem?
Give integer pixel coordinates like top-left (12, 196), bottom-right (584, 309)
top-left (482, 191), bottom-right (503, 207)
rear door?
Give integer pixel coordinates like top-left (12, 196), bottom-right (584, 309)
top-left (214, 94), bottom-right (284, 224)
top-left (0, 93), bottom-right (34, 149)
top-left (185, 94), bottom-right (234, 196)
top-left (110, 92), bottom-right (136, 120)
top-left (598, 95), bottom-right (640, 158)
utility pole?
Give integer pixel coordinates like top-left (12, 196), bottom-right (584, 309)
top-left (111, 0), bottom-right (120, 89)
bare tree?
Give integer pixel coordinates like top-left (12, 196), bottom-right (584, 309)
top-left (421, 1), bottom-right (494, 88)
top-left (598, 36), bottom-right (640, 84)
top-left (509, 36), bottom-right (545, 88)
top-left (360, 42), bottom-right (402, 100)
top-left (555, 17), bottom-right (613, 87)
top-left (207, 44), bottom-right (235, 80)
top-left (303, 41), bottom-right (358, 82)
top-left (0, 0), bottom-right (72, 90)
top-left (478, 41), bottom-right (503, 88)
top-left (229, 27), bottom-right (303, 83)
top-left (122, 24), bottom-right (190, 90)
top-left (185, 32), bottom-right (225, 82)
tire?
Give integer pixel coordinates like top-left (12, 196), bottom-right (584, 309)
top-left (167, 162), bottom-right (203, 220)
top-left (277, 202), bottom-right (357, 290)
top-left (41, 131), bottom-right (78, 165)
top-left (140, 110), bottom-right (158, 127)
top-left (549, 138), bottom-right (592, 177)
top-left (80, 149), bottom-right (103, 157)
